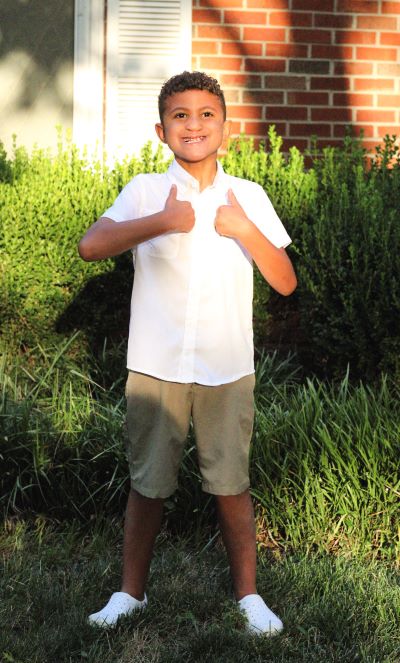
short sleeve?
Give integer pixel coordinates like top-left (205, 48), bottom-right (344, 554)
top-left (102, 176), bottom-right (143, 223)
top-left (241, 182), bottom-right (291, 249)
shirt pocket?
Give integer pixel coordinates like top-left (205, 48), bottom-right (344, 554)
top-left (140, 208), bottom-right (181, 259)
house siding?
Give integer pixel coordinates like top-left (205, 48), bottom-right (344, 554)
top-left (0, 0), bottom-right (74, 154)
top-left (192, 0), bottom-right (400, 151)
top-left (1, 1), bottom-right (399, 155)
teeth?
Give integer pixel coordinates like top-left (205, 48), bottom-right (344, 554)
top-left (184, 136), bottom-right (204, 143)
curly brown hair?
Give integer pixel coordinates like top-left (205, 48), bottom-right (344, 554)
top-left (158, 71), bottom-right (226, 121)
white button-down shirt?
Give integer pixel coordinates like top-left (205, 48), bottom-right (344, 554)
top-left (103, 159), bottom-right (291, 385)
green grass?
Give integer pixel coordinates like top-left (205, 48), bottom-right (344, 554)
top-left (1, 519), bottom-right (399, 663)
top-left (1, 349), bottom-right (398, 561)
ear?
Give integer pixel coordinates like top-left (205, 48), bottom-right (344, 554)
top-left (222, 119), bottom-right (232, 150)
top-left (155, 122), bottom-right (166, 143)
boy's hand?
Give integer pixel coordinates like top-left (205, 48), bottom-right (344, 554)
top-left (164, 184), bottom-right (195, 233)
top-left (215, 189), bottom-right (251, 240)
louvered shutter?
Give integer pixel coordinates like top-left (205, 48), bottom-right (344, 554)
top-left (106, 0), bottom-right (192, 159)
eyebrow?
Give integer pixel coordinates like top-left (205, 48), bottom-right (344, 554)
top-left (168, 105), bottom-right (218, 114)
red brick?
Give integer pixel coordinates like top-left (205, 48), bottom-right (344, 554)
top-left (287, 91), bottom-right (329, 105)
top-left (243, 27), bottom-right (286, 41)
top-left (378, 125), bottom-right (400, 134)
top-left (380, 32), bottom-right (400, 46)
top-left (311, 77), bottom-right (351, 90)
top-left (269, 11), bottom-right (312, 27)
top-left (312, 107), bottom-right (352, 121)
top-left (354, 78), bottom-right (394, 90)
top-left (337, 1), bottom-right (379, 12)
top-left (317, 139), bottom-right (351, 148)
top-left (243, 90), bottom-right (284, 103)
top-left (356, 47), bottom-right (397, 60)
top-left (335, 30), bottom-right (376, 44)
top-left (267, 44), bottom-right (308, 57)
top-left (266, 106), bottom-right (308, 120)
top-left (283, 138), bottom-right (309, 151)
top-left (224, 10), bottom-right (267, 25)
top-left (334, 62), bottom-right (373, 75)
top-left (264, 75), bottom-right (307, 89)
top-left (198, 26), bottom-right (240, 40)
top-left (312, 45), bottom-right (353, 59)
top-left (357, 109), bottom-right (396, 122)
top-left (192, 41), bottom-right (218, 55)
top-left (223, 89), bottom-right (240, 103)
top-left (245, 58), bottom-right (286, 72)
top-left (229, 105), bottom-right (263, 119)
top-left (292, 0), bottom-right (334, 9)
top-left (192, 9), bottom-right (221, 23)
top-left (357, 15), bottom-right (397, 29)
top-left (248, 0), bottom-right (289, 7)
top-left (361, 139), bottom-right (385, 151)
top-left (377, 94), bottom-right (400, 107)
top-left (222, 42), bottom-right (263, 56)
top-left (220, 74), bottom-right (261, 87)
top-left (228, 121), bottom-right (242, 134)
top-left (334, 92), bottom-right (373, 105)
top-left (334, 123), bottom-right (374, 137)
top-left (289, 123), bottom-right (332, 136)
top-left (200, 56), bottom-right (243, 70)
top-left (244, 121), bottom-right (286, 135)
top-left (314, 13), bottom-right (354, 28)
top-left (382, 2), bottom-right (400, 14)
top-left (199, 0), bottom-right (242, 6)
top-left (291, 29), bottom-right (332, 43)
top-left (377, 63), bottom-right (400, 76)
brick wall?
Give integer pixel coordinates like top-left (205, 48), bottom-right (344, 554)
top-left (192, 0), bottom-right (400, 151)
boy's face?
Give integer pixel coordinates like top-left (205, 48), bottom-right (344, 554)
top-left (155, 89), bottom-right (230, 166)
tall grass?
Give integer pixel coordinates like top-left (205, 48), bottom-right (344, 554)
top-left (1, 347), bottom-right (398, 561)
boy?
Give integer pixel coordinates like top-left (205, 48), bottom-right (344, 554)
top-left (78, 71), bottom-right (297, 635)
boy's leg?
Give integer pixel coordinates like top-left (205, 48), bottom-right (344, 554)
top-left (88, 373), bottom-right (192, 627)
top-left (215, 489), bottom-right (257, 601)
top-left (88, 488), bottom-right (163, 627)
top-left (193, 377), bottom-right (283, 635)
top-left (121, 488), bottom-right (164, 600)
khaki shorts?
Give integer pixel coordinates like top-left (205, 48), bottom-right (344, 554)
top-left (124, 371), bottom-right (255, 499)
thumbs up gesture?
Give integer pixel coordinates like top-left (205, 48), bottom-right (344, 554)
top-left (164, 184), bottom-right (195, 233)
top-left (215, 189), bottom-right (250, 239)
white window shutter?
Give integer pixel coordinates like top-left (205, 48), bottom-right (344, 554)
top-left (106, 0), bottom-right (192, 160)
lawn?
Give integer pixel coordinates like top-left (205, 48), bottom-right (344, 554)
top-left (1, 518), bottom-right (399, 663)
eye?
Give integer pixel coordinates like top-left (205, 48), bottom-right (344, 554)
top-left (174, 112), bottom-right (187, 119)
top-left (203, 111), bottom-right (214, 117)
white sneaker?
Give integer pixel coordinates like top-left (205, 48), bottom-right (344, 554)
top-left (238, 594), bottom-right (283, 636)
top-left (88, 591), bottom-right (147, 628)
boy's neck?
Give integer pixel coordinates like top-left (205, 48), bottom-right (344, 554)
top-left (175, 156), bottom-right (218, 192)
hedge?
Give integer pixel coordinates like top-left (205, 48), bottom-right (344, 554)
top-left (1, 128), bottom-right (399, 380)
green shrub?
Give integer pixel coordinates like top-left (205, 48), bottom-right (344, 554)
top-left (0, 135), bottom-right (169, 369)
top-left (1, 127), bottom-right (400, 380)
top-left (296, 133), bottom-right (400, 379)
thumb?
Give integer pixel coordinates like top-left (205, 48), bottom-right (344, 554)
top-left (227, 188), bottom-right (239, 206)
top-left (167, 184), bottom-right (177, 201)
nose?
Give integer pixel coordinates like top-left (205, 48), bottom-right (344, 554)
top-left (185, 114), bottom-right (202, 131)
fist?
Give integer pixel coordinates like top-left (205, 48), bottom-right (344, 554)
top-left (164, 184), bottom-right (195, 233)
top-left (215, 189), bottom-right (249, 239)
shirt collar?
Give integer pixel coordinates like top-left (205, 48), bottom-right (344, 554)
top-left (167, 159), bottom-right (226, 193)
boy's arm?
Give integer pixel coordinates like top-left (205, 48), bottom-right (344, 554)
top-left (78, 184), bottom-right (194, 261)
top-left (215, 189), bottom-right (297, 296)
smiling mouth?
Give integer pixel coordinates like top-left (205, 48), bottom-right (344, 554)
top-left (183, 136), bottom-right (206, 143)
